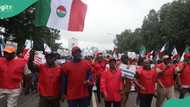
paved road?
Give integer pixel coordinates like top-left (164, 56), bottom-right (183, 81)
top-left (0, 92), bottom-right (159, 107)
top-left (0, 90), bottom-right (182, 107)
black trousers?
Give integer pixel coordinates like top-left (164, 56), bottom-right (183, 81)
top-left (68, 97), bottom-right (89, 107)
top-left (139, 94), bottom-right (153, 107)
top-left (39, 96), bottom-right (60, 107)
top-left (96, 78), bottom-right (101, 103)
top-left (179, 88), bottom-right (190, 99)
top-left (105, 101), bottom-right (121, 107)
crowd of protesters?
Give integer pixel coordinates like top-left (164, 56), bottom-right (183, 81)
top-left (0, 41), bottom-right (190, 107)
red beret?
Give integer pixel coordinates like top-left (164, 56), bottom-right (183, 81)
top-left (184, 53), bottom-right (190, 59)
top-left (71, 46), bottom-right (81, 55)
top-left (96, 52), bottom-right (102, 57)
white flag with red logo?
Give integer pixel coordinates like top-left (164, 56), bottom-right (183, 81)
top-left (35, 0), bottom-right (87, 31)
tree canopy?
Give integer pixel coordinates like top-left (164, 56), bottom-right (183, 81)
top-left (114, 0), bottom-right (190, 54)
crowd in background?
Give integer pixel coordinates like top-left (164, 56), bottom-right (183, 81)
top-left (1, 40), bottom-right (190, 107)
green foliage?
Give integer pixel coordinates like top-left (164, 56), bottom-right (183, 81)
top-left (115, 0), bottom-right (190, 54)
top-left (114, 29), bottom-right (143, 53)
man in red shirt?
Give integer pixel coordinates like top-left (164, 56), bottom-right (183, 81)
top-left (92, 55), bottom-right (107, 103)
top-left (176, 53), bottom-right (190, 98)
top-left (134, 59), bottom-right (158, 107)
top-left (0, 42), bottom-right (30, 107)
top-left (28, 51), bottom-right (62, 107)
top-left (101, 58), bottom-right (123, 107)
top-left (156, 55), bottom-right (176, 107)
top-left (61, 47), bottom-right (92, 107)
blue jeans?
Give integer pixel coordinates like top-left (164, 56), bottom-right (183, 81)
top-left (68, 97), bottom-right (89, 107)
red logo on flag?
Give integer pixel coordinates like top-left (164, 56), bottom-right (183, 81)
top-left (56, 5), bottom-right (66, 17)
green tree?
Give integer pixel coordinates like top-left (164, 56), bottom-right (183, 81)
top-left (159, 0), bottom-right (190, 53)
top-left (114, 29), bottom-right (143, 52)
top-left (141, 9), bottom-right (163, 51)
top-left (115, 0), bottom-right (190, 54)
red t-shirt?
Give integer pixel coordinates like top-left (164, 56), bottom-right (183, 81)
top-left (180, 63), bottom-right (190, 85)
top-left (62, 60), bottom-right (91, 100)
top-left (159, 64), bottom-right (176, 88)
top-left (137, 69), bottom-right (157, 94)
top-left (100, 69), bottom-right (123, 102)
top-left (38, 65), bottom-right (62, 97)
top-left (92, 62), bottom-right (105, 80)
top-left (0, 57), bottom-right (26, 89)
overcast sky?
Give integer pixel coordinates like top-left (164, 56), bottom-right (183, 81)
top-left (60, 0), bottom-right (174, 50)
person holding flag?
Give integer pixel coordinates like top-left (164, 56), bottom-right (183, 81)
top-left (61, 46), bottom-right (93, 107)
top-left (0, 41), bottom-right (31, 107)
top-left (28, 50), bottom-right (62, 107)
top-left (118, 54), bottom-right (132, 107)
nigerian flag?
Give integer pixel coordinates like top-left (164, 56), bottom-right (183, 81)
top-left (34, 0), bottom-right (87, 31)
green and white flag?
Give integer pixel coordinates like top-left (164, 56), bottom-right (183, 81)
top-left (139, 46), bottom-right (146, 57)
top-left (35, 0), bottom-right (87, 31)
top-left (180, 46), bottom-right (189, 62)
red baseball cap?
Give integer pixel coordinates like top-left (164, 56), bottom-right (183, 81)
top-left (96, 52), bottom-right (102, 57)
top-left (184, 53), bottom-right (190, 59)
top-left (71, 46), bottom-right (81, 55)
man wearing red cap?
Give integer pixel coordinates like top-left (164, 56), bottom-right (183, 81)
top-left (28, 51), bottom-right (62, 107)
top-left (0, 42), bottom-right (30, 107)
top-left (61, 46), bottom-right (92, 107)
top-left (176, 53), bottom-right (190, 98)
